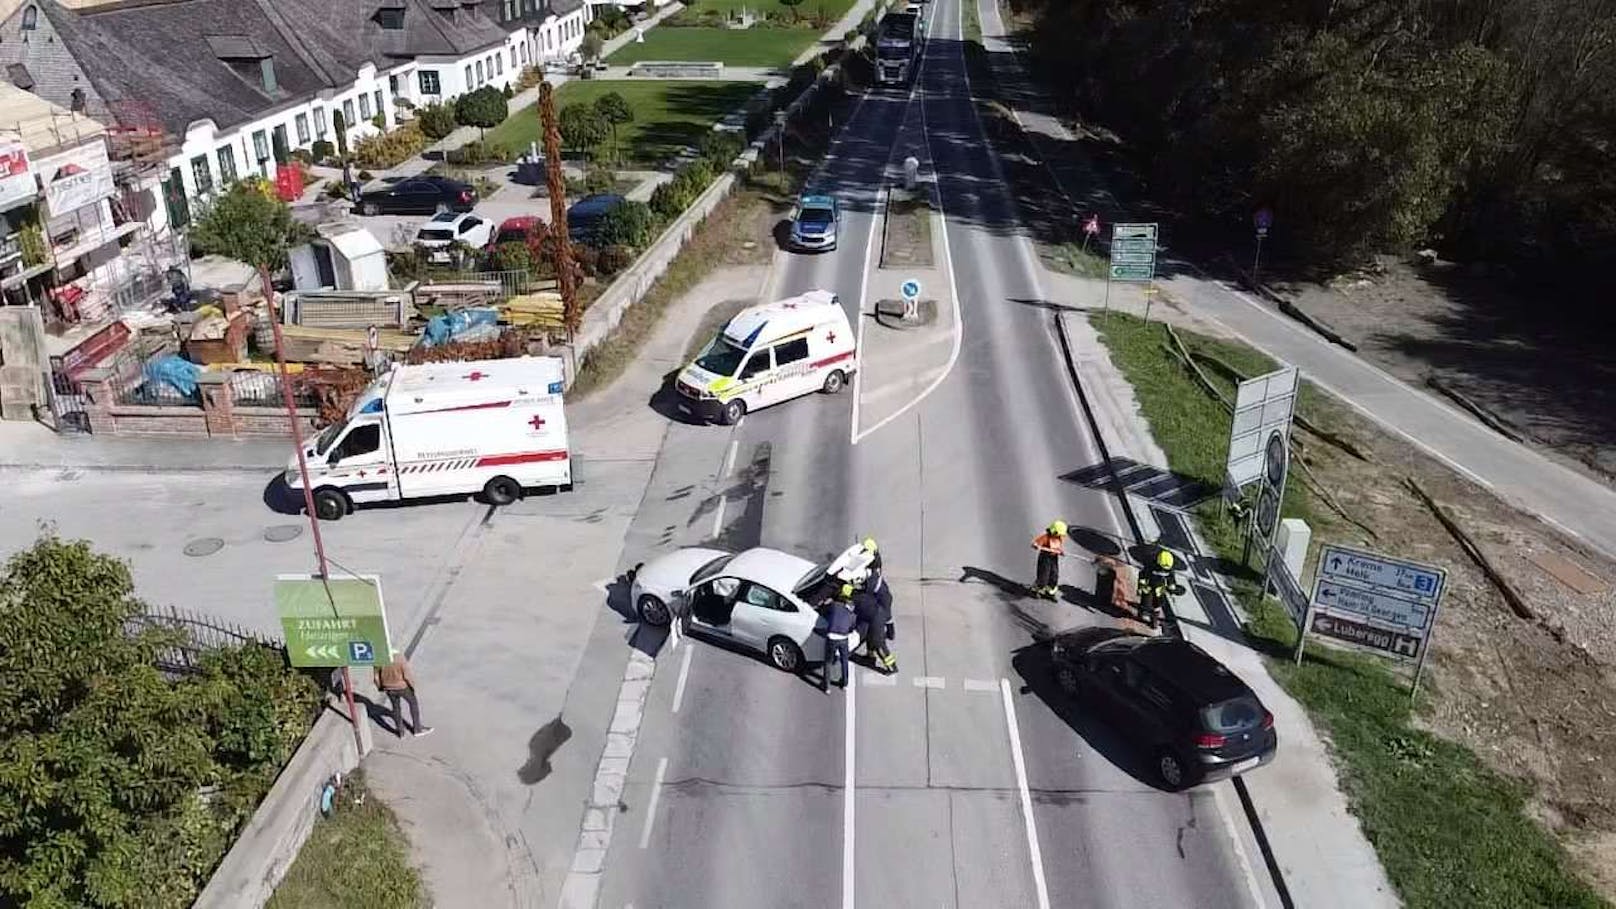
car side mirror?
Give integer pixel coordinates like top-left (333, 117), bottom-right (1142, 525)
top-left (327, 452), bottom-right (342, 466)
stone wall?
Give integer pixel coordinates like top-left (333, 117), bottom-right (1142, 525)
top-left (76, 368), bottom-right (319, 439)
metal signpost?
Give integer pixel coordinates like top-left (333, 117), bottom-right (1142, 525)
top-left (276, 574), bottom-right (394, 669)
top-left (900, 278), bottom-right (922, 321)
top-left (1080, 213), bottom-right (1100, 255)
top-left (1300, 544), bottom-right (1448, 697)
top-left (1103, 222), bottom-right (1157, 318)
top-left (1253, 208), bottom-right (1273, 285)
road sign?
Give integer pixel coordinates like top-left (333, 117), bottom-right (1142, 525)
top-left (1226, 367), bottom-right (1299, 490)
top-left (1265, 542), bottom-right (1309, 629)
top-left (1108, 223), bottom-right (1157, 284)
top-left (1255, 208), bottom-right (1273, 231)
top-left (1318, 544), bottom-right (1446, 602)
top-left (1310, 611), bottom-right (1423, 659)
top-left (1311, 579), bottom-right (1433, 631)
top-left (900, 279), bottom-right (921, 301)
top-left (1263, 430), bottom-right (1287, 489)
top-left (1082, 214), bottom-right (1100, 236)
top-left (276, 574), bottom-right (393, 669)
top-left (1255, 485), bottom-right (1279, 537)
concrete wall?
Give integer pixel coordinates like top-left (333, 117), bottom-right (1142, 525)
top-left (195, 707), bottom-right (373, 909)
top-left (0, 305), bottom-right (48, 419)
top-left (76, 368), bottom-right (319, 439)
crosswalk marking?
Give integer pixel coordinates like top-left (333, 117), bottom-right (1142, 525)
top-left (861, 672), bottom-right (898, 687)
top-left (962, 678), bottom-right (998, 692)
top-left (912, 676), bottom-right (944, 689)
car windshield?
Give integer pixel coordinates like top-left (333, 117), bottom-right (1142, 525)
top-left (878, 44), bottom-right (910, 59)
top-left (695, 335), bottom-right (748, 376)
top-left (496, 229), bottom-right (528, 244)
top-left (690, 554), bottom-right (735, 584)
top-left (313, 418), bottom-right (347, 456)
top-left (1201, 696), bottom-right (1264, 732)
top-left (800, 206), bottom-right (834, 224)
top-left (418, 228), bottom-right (453, 241)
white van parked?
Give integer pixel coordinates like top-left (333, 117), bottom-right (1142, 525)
top-left (674, 289), bottom-right (856, 424)
top-left (286, 356), bottom-right (571, 520)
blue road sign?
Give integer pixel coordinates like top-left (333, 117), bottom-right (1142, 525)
top-left (900, 279), bottom-right (922, 300)
top-left (349, 640), bottom-right (376, 663)
top-left (1255, 208), bottom-right (1274, 230)
top-left (1318, 544), bottom-right (1446, 602)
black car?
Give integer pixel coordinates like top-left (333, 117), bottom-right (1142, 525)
top-left (357, 176), bottom-right (477, 216)
top-left (566, 193), bottom-right (626, 244)
top-left (1050, 628), bottom-right (1277, 790)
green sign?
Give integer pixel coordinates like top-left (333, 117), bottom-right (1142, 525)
top-left (275, 574), bottom-right (393, 668)
top-left (1110, 222), bottom-right (1158, 284)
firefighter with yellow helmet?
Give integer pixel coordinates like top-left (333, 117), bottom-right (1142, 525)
top-left (1031, 520), bottom-right (1069, 599)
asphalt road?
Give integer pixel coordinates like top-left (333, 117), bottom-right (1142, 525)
top-left (594, 0), bottom-right (1260, 906)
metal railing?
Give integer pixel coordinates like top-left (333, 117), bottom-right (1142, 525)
top-left (129, 603), bottom-right (284, 677)
top-left (420, 267), bottom-right (543, 301)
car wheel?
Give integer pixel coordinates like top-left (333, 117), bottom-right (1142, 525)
top-left (767, 636), bottom-right (804, 674)
top-left (720, 398), bottom-right (746, 425)
top-left (1156, 748), bottom-right (1192, 791)
top-left (821, 370), bottom-right (846, 395)
top-left (483, 476), bottom-right (522, 506)
top-left (1054, 664), bottom-right (1083, 698)
top-left (312, 488), bottom-right (348, 521)
top-left (638, 594), bottom-right (671, 627)
top-left (362, 202), bottom-right (379, 216)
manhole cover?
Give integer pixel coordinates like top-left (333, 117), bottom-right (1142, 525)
top-left (264, 525), bottom-right (303, 543)
top-left (183, 537), bottom-right (225, 557)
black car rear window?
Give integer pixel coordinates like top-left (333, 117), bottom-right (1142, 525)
top-left (1201, 696), bottom-right (1264, 733)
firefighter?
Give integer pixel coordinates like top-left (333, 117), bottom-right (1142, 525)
top-left (821, 584), bottom-right (858, 691)
top-left (1137, 546), bottom-right (1186, 627)
top-left (1031, 521), bottom-right (1068, 600)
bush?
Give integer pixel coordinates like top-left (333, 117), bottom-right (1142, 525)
top-left (502, 83), bottom-right (515, 100)
top-left (311, 139), bottom-right (336, 163)
top-left (595, 199), bottom-right (656, 248)
top-left (357, 169), bottom-right (374, 181)
top-left (486, 240), bottom-right (537, 275)
top-left (417, 102), bottom-right (458, 141)
top-left (444, 139), bottom-right (513, 166)
top-left (455, 85), bottom-right (508, 134)
top-left (515, 65), bottom-right (543, 91)
top-left (697, 130), bottom-right (743, 168)
top-left (597, 243), bottom-right (637, 275)
top-left (351, 121), bottom-right (427, 169)
top-left (649, 180), bottom-right (688, 222)
top-left (584, 166), bottom-right (616, 194)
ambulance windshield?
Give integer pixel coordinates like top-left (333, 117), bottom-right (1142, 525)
top-left (695, 335), bottom-right (747, 377)
top-left (314, 419), bottom-right (347, 456)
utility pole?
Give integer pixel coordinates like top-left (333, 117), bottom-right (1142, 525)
top-left (540, 81), bottom-right (580, 341)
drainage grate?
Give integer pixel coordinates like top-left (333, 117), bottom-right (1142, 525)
top-left (263, 525), bottom-right (303, 543)
top-left (183, 538), bottom-right (225, 557)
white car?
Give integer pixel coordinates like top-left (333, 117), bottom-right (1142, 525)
top-left (415, 212), bottom-right (492, 264)
top-left (632, 546), bottom-right (859, 674)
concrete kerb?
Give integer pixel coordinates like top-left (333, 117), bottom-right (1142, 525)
top-left (195, 705), bottom-right (374, 909)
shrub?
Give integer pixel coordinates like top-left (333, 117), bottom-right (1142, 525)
top-left (594, 199), bottom-right (655, 248)
top-left (445, 139), bottom-right (514, 166)
top-left (515, 65), bottom-right (543, 91)
top-left (371, 112), bottom-right (387, 130)
top-left (417, 101), bottom-right (458, 140)
top-left (455, 86), bottom-right (508, 136)
top-left (310, 139), bottom-right (336, 163)
top-left (351, 121), bottom-right (427, 169)
top-left (697, 130), bottom-right (743, 168)
top-left (486, 240), bottom-right (537, 275)
top-left (502, 83), bottom-right (515, 100)
top-left (649, 180), bottom-right (689, 222)
top-left (584, 166), bottom-right (616, 194)
top-left (597, 243), bottom-right (637, 275)
top-left (357, 169), bottom-right (374, 181)
top-left (559, 102), bottom-right (609, 158)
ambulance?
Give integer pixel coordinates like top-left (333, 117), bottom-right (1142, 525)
top-left (286, 356), bottom-right (571, 520)
top-left (675, 289), bottom-right (856, 424)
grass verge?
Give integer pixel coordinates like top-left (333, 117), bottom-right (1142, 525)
top-left (963, 0), bottom-right (982, 43)
top-left (606, 27), bottom-right (820, 67)
top-left (1043, 240), bottom-right (1107, 279)
top-left (879, 189), bottom-right (934, 268)
top-left (1094, 311), bottom-right (1609, 909)
top-left (266, 772), bottom-right (426, 909)
top-left (485, 81), bottom-right (760, 166)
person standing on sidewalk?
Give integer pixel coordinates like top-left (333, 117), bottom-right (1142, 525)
top-left (374, 650), bottom-right (434, 738)
top-left (821, 586), bottom-right (858, 692)
top-left (1031, 520), bottom-right (1068, 599)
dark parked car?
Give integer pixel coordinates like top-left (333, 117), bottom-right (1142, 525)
top-left (566, 193), bottom-right (626, 244)
top-left (357, 176), bottom-right (477, 216)
top-left (1050, 628), bottom-right (1277, 790)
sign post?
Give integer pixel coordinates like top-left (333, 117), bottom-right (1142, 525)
top-left (1302, 544), bottom-right (1448, 697)
top-left (900, 278), bottom-right (922, 321)
top-left (1080, 213), bottom-right (1100, 255)
top-left (1253, 208), bottom-right (1273, 286)
top-left (1106, 222), bottom-right (1158, 320)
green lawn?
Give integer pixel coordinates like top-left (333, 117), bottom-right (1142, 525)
top-left (485, 81), bottom-right (760, 165)
top-left (608, 26), bottom-right (820, 68)
top-left (678, 0), bottom-right (854, 19)
top-left (267, 773), bottom-right (426, 909)
top-left (1094, 313), bottom-right (1609, 909)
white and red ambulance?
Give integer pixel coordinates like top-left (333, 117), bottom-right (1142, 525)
top-left (286, 357), bottom-right (570, 520)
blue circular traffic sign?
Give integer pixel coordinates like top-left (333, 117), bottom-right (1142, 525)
top-left (1254, 208), bottom-right (1274, 230)
top-left (901, 279), bottom-right (922, 300)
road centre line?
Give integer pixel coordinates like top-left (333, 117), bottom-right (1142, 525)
top-left (671, 644), bottom-right (693, 714)
top-left (849, 184), bottom-right (883, 445)
top-left (710, 494), bottom-right (727, 539)
top-left (1000, 677), bottom-right (1053, 909)
top-left (843, 664), bottom-right (857, 909)
top-left (722, 439), bottom-right (739, 478)
top-left (637, 756), bottom-right (669, 850)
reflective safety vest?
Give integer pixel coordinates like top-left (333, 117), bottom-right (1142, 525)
top-left (1032, 533), bottom-right (1065, 555)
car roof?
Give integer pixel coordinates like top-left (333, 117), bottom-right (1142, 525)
top-left (723, 547), bottom-right (817, 595)
top-left (427, 211), bottom-right (463, 224)
top-left (1121, 636), bottom-right (1252, 702)
top-left (800, 194), bottom-right (835, 208)
top-left (499, 216), bottom-right (541, 231)
top-left (722, 289), bottom-right (841, 347)
top-left (568, 193), bottom-right (625, 216)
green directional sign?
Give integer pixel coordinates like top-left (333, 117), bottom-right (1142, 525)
top-left (276, 574), bottom-right (393, 668)
top-left (1110, 222), bottom-right (1158, 284)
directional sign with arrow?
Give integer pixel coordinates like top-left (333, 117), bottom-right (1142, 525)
top-left (276, 574), bottom-right (393, 669)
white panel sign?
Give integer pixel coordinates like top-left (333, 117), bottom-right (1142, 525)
top-left (1311, 579), bottom-right (1433, 631)
top-left (1226, 366), bottom-right (1298, 489)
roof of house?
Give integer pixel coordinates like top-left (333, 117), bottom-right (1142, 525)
top-left (0, 82), bottom-right (105, 155)
top-left (268, 0), bottom-right (510, 74)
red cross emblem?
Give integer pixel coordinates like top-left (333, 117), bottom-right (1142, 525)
top-left (528, 414), bottom-right (546, 431)
top-left (825, 330), bottom-right (836, 344)
top-left (464, 371), bottom-right (488, 381)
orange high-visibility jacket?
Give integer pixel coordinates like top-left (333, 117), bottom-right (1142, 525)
top-left (1032, 532), bottom-right (1065, 555)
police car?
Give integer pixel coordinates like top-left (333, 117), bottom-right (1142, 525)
top-left (789, 195), bottom-right (840, 252)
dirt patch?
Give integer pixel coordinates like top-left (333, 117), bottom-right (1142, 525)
top-left (1276, 257), bottom-right (1616, 485)
top-left (879, 187), bottom-right (934, 269)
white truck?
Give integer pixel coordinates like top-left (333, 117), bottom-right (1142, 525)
top-left (876, 11), bottom-right (921, 85)
top-left (286, 356), bottom-right (571, 520)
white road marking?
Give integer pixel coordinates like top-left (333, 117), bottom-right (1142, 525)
top-left (637, 756), bottom-right (669, 850)
top-left (735, 414), bottom-right (745, 430)
top-left (710, 494), bottom-right (727, 539)
top-left (671, 644), bottom-right (693, 714)
top-left (722, 439), bottom-right (739, 478)
top-left (842, 663), bottom-right (857, 909)
top-left (912, 675), bottom-right (944, 689)
top-left (962, 678), bottom-right (998, 692)
top-left (849, 184), bottom-right (883, 445)
top-left (862, 671), bottom-right (898, 686)
top-left (1213, 784), bottom-right (1270, 909)
top-left (1000, 677), bottom-right (1052, 909)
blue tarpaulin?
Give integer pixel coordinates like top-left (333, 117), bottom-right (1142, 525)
top-left (142, 354), bottom-right (200, 397)
top-left (422, 308), bottom-right (499, 347)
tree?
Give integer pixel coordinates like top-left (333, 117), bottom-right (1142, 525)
top-left (539, 81), bottom-right (582, 337)
top-left (455, 86), bottom-right (508, 139)
top-left (593, 91), bottom-right (634, 163)
top-left (593, 199), bottom-right (655, 248)
top-left (189, 181), bottom-right (307, 273)
top-left (333, 109), bottom-right (349, 159)
top-left (417, 101), bottom-right (458, 141)
top-left (779, 0), bottom-right (804, 21)
top-left (558, 102), bottom-right (609, 159)
top-left (581, 31), bottom-right (604, 63)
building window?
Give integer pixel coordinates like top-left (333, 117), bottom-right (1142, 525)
top-left (190, 155), bottom-right (213, 194)
top-left (313, 107), bottom-right (328, 136)
top-left (419, 69), bottom-right (440, 95)
top-left (519, 44), bottom-right (527, 65)
top-left (495, 53), bottom-right (503, 76)
top-left (216, 146), bottom-right (237, 183)
top-left (463, 65), bottom-right (472, 87)
top-left (294, 112), bottom-right (310, 145)
top-left (251, 129), bottom-right (269, 165)
top-left (21, 5), bottom-right (36, 30)
top-left (343, 98), bottom-right (356, 127)
top-left (373, 90), bottom-right (384, 121)
top-left (475, 60), bottom-right (484, 84)
top-left (510, 47), bottom-right (517, 69)
top-left (358, 92), bottom-right (372, 120)
top-left (377, 7), bottom-right (404, 29)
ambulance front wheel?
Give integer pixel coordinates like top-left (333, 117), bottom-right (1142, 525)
top-left (720, 399), bottom-right (746, 425)
top-left (821, 370), bottom-right (846, 394)
top-left (483, 476), bottom-right (523, 506)
top-left (311, 488), bottom-right (349, 522)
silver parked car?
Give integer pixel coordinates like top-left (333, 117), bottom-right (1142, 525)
top-left (632, 546), bottom-right (858, 674)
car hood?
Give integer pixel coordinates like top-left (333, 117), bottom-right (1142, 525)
top-left (635, 547), bottom-right (731, 598)
top-left (795, 217), bottom-right (834, 234)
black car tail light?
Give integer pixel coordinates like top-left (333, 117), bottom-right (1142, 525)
top-left (1194, 732), bottom-right (1228, 749)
